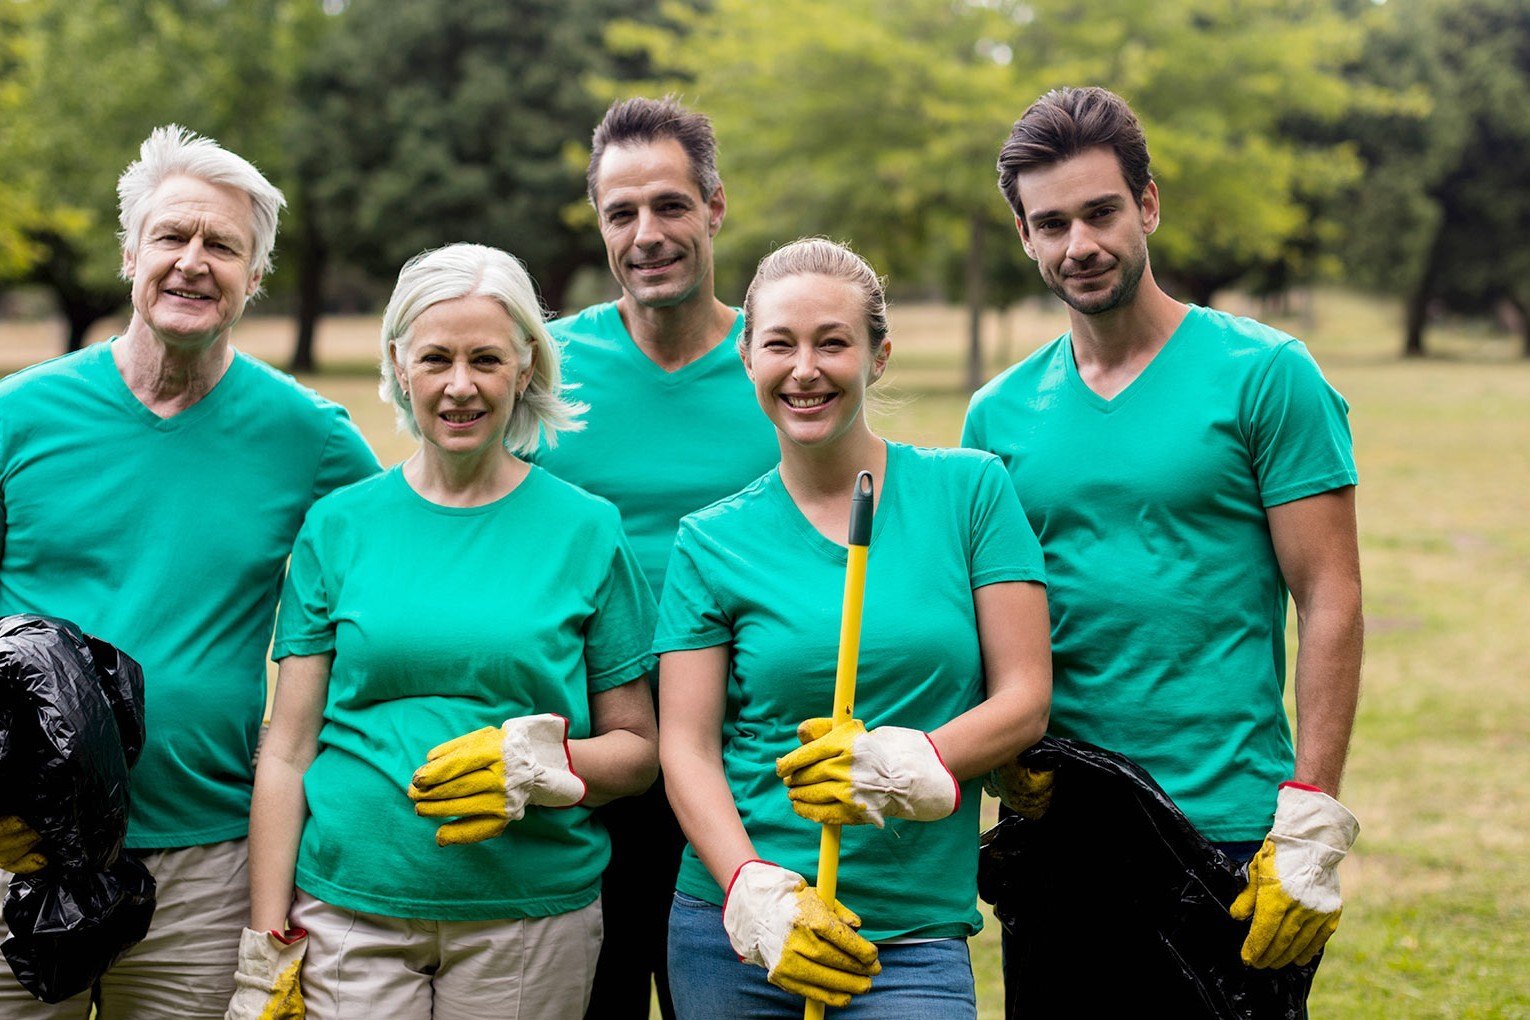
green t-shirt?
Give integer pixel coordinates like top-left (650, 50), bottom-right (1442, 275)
top-left (0, 340), bottom-right (379, 849)
top-left (653, 442), bottom-right (1046, 941)
top-left (534, 302), bottom-right (780, 600)
top-left (962, 306), bottom-right (1357, 841)
top-left (274, 465), bottom-right (656, 920)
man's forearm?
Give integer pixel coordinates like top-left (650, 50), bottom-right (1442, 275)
top-left (1291, 595), bottom-right (1363, 795)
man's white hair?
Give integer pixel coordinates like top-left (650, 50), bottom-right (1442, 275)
top-left (117, 125), bottom-right (286, 288)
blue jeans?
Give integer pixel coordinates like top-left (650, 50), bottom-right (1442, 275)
top-left (667, 892), bottom-right (977, 1020)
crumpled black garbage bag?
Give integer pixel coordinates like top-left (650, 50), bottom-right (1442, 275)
top-left (978, 736), bottom-right (1318, 1020)
top-left (0, 615), bottom-right (156, 1003)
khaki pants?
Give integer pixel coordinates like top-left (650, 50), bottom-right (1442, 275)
top-left (0, 838), bottom-right (247, 1019)
top-left (291, 889), bottom-right (603, 1019)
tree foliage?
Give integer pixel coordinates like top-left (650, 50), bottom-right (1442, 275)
top-left (612, 0), bottom-right (1371, 383)
top-left (293, 0), bottom-right (660, 340)
top-left (0, 0), bottom-right (320, 348)
top-left (1340, 0), bottom-right (1530, 355)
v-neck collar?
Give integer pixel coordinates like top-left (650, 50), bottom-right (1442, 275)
top-left (1063, 305), bottom-right (1200, 413)
top-left (768, 440), bottom-right (896, 564)
top-left (607, 304), bottom-right (745, 388)
top-left (95, 338), bottom-right (244, 432)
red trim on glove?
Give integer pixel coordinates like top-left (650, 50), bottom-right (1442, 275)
top-left (271, 928), bottom-right (307, 945)
top-left (1280, 781), bottom-right (1326, 794)
top-left (551, 712), bottom-right (588, 808)
top-left (922, 733), bottom-right (961, 815)
top-left (722, 858), bottom-right (777, 963)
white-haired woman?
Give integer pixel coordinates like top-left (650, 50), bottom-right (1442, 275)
top-left (656, 238), bottom-right (1052, 1018)
top-left (234, 243), bottom-right (659, 1019)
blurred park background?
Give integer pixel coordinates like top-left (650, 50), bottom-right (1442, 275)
top-left (1, 0), bottom-right (1527, 1016)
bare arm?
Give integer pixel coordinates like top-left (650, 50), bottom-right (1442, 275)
top-left (1267, 487), bottom-right (1363, 796)
top-left (659, 646), bottom-right (760, 890)
top-left (928, 580), bottom-right (1052, 779)
top-left (567, 678), bottom-right (658, 807)
top-left (249, 653), bottom-right (330, 932)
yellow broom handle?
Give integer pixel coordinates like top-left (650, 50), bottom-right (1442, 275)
top-left (805, 471), bottom-right (874, 1020)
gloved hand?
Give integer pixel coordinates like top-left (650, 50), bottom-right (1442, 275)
top-left (1229, 783), bottom-right (1360, 968)
top-left (0, 815), bottom-right (47, 874)
top-left (985, 763), bottom-right (1055, 820)
top-left (407, 713), bottom-right (585, 846)
top-left (723, 860), bottom-right (881, 1007)
top-left (776, 718), bottom-right (959, 828)
top-left (225, 927), bottom-right (306, 1020)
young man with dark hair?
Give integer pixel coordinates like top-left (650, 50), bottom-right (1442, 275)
top-left (533, 95), bottom-right (779, 1020)
top-left (966, 86), bottom-right (1363, 1010)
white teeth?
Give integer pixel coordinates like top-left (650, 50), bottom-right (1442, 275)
top-left (168, 290), bottom-right (208, 299)
top-left (785, 394), bottom-right (830, 408)
top-left (443, 412), bottom-right (483, 423)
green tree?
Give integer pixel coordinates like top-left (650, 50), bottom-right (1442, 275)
top-left (289, 0), bottom-right (661, 370)
top-left (1340, 0), bottom-right (1530, 356)
top-left (0, 0), bottom-right (320, 350)
top-left (613, 0), bottom-right (1369, 387)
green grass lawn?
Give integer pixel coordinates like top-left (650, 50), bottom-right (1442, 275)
top-left (5, 288), bottom-right (1524, 1017)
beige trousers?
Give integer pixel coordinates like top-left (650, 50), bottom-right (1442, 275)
top-left (290, 889), bottom-right (602, 1019)
top-left (0, 838), bottom-right (247, 1019)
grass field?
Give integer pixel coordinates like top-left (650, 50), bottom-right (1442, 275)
top-left (3, 288), bottom-right (1526, 1017)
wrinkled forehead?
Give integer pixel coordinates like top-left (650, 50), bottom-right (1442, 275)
top-left (593, 139), bottom-right (703, 207)
top-left (141, 175), bottom-right (258, 244)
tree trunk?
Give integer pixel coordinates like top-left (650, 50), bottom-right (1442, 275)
top-left (1508, 295), bottom-right (1530, 359)
top-left (33, 234), bottom-right (123, 352)
top-left (964, 213), bottom-right (987, 393)
top-left (289, 186), bottom-right (326, 374)
top-left (1403, 219), bottom-right (1450, 358)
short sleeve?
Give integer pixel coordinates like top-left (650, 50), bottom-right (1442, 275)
top-left (959, 393), bottom-right (987, 451)
top-left (1247, 342), bottom-right (1357, 507)
top-left (272, 517), bottom-right (336, 659)
top-left (652, 523), bottom-right (733, 654)
top-left (312, 412), bottom-right (381, 502)
top-left (582, 529), bottom-right (658, 694)
top-left (968, 456), bottom-right (1047, 589)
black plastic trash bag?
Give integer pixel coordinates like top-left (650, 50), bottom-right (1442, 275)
top-left (978, 736), bottom-right (1318, 1019)
top-left (0, 615), bottom-right (156, 1003)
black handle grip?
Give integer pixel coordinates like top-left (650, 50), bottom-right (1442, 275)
top-left (848, 471), bottom-right (875, 547)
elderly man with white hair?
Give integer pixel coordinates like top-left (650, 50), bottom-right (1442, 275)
top-left (0, 125), bottom-right (379, 1017)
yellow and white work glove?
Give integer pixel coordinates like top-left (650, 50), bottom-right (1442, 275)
top-left (776, 718), bottom-right (959, 828)
top-left (723, 860), bottom-right (881, 1008)
top-left (0, 815), bottom-right (47, 874)
top-left (1229, 782), bottom-right (1360, 969)
top-left (984, 762), bottom-right (1055, 820)
top-left (407, 713), bottom-right (585, 846)
top-left (225, 927), bottom-right (306, 1020)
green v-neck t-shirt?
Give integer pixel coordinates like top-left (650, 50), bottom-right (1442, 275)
top-left (962, 305), bottom-right (1356, 841)
top-left (653, 442), bottom-right (1046, 940)
top-left (273, 465), bottom-right (656, 920)
top-left (534, 302), bottom-right (780, 602)
top-left (0, 340), bottom-right (380, 848)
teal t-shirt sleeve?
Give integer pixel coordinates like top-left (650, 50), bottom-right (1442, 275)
top-left (652, 524), bottom-right (733, 653)
top-left (312, 412), bottom-right (381, 500)
top-left (969, 456), bottom-right (1047, 588)
top-left (1247, 341), bottom-right (1358, 507)
top-left (273, 517), bottom-right (335, 659)
top-left (584, 530), bottom-right (659, 693)
top-left (959, 393), bottom-right (985, 450)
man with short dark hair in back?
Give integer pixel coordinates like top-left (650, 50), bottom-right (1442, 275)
top-left (533, 96), bottom-right (779, 1020)
top-left (965, 86), bottom-right (1363, 1013)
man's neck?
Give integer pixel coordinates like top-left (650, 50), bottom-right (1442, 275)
top-left (617, 294), bottom-right (737, 372)
top-left (115, 318), bottom-right (234, 418)
top-left (1066, 278), bottom-right (1188, 399)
